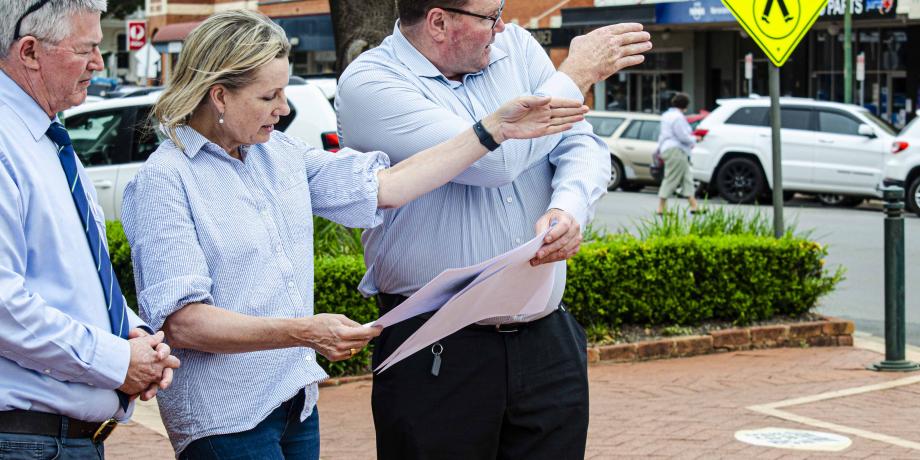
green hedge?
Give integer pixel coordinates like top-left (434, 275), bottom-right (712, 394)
top-left (563, 234), bottom-right (842, 328)
top-left (105, 222), bottom-right (841, 377)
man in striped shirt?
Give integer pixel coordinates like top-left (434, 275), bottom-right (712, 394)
top-left (337, 1), bottom-right (651, 457)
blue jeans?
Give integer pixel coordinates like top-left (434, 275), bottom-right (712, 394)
top-left (179, 391), bottom-right (319, 460)
top-left (0, 432), bottom-right (104, 459)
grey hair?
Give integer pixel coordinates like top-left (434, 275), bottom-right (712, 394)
top-left (0, 0), bottom-right (108, 59)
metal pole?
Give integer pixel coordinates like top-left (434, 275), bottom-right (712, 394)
top-left (769, 64), bottom-right (784, 238)
top-left (870, 187), bottom-right (920, 372)
top-left (843, 0), bottom-right (853, 104)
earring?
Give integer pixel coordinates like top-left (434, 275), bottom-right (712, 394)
top-left (218, 113), bottom-right (225, 124)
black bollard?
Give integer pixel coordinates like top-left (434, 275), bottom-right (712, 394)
top-left (869, 187), bottom-right (919, 372)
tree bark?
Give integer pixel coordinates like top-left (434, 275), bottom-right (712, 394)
top-left (329, 0), bottom-right (398, 76)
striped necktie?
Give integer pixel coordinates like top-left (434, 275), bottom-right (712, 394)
top-left (46, 122), bottom-right (131, 409)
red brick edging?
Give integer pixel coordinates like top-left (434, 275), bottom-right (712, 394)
top-left (587, 316), bottom-right (855, 364)
top-left (322, 316), bottom-right (855, 385)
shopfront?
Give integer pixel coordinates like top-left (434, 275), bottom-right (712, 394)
top-left (563, 0), bottom-right (916, 126)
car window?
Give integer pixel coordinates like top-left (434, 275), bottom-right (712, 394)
top-left (621, 120), bottom-right (642, 140)
top-left (725, 107), bottom-right (768, 126)
top-left (780, 108), bottom-right (813, 131)
top-left (276, 99), bottom-right (297, 132)
top-left (818, 110), bottom-right (862, 136)
top-left (638, 121), bottom-right (660, 141)
top-left (586, 116), bottom-right (625, 137)
top-left (64, 109), bottom-right (128, 166)
top-left (133, 106), bottom-right (167, 162)
top-left (862, 110), bottom-right (897, 136)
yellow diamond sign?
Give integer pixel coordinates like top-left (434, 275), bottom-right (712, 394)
top-left (722, 0), bottom-right (828, 67)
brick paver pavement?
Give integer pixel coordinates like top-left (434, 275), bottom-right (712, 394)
top-left (106, 345), bottom-right (920, 459)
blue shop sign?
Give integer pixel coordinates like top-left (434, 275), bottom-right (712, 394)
top-left (656, 0), bottom-right (735, 24)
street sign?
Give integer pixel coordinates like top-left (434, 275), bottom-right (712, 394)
top-left (722, 0), bottom-right (829, 67)
top-left (127, 20), bottom-right (146, 51)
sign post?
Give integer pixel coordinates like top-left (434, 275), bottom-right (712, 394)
top-left (744, 53), bottom-right (753, 95)
top-left (856, 51), bottom-right (865, 106)
top-left (127, 20), bottom-right (149, 86)
top-left (722, 0), bottom-right (827, 238)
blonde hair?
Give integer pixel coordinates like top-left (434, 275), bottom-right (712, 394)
top-left (153, 9), bottom-right (290, 148)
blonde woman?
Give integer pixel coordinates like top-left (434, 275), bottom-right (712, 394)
top-left (120, 9), bottom-right (586, 459)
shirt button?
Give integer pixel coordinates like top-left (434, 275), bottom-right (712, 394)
top-left (288, 281), bottom-right (295, 288)
top-left (506, 196), bottom-right (513, 204)
top-left (43, 369), bottom-right (51, 374)
top-left (515, 238), bottom-right (522, 244)
top-left (305, 355), bottom-right (313, 362)
top-left (275, 245), bottom-right (283, 253)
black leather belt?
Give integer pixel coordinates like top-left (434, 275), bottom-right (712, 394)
top-left (377, 293), bottom-right (559, 333)
top-left (0, 410), bottom-right (117, 443)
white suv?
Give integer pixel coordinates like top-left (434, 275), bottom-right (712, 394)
top-left (62, 83), bottom-right (339, 221)
top-left (884, 115), bottom-right (920, 216)
top-left (691, 98), bottom-right (897, 205)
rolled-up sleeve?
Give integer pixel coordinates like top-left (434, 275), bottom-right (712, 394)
top-left (276, 132), bottom-right (390, 229)
top-left (121, 164), bottom-right (213, 332)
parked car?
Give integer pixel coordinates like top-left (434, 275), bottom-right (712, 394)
top-left (586, 110), bottom-right (710, 191)
top-left (883, 114), bottom-right (920, 216)
top-left (690, 97), bottom-right (897, 205)
top-left (62, 82), bottom-right (340, 221)
top-left (586, 111), bottom-right (661, 191)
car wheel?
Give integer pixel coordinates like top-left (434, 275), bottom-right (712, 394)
top-left (608, 156), bottom-right (624, 191)
top-left (817, 194), bottom-right (863, 207)
top-left (715, 157), bottom-right (764, 204)
top-left (907, 176), bottom-right (920, 217)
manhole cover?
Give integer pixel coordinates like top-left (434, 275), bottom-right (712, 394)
top-left (735, 427), bottom-right (852, 451)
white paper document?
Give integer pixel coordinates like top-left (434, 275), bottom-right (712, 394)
top-left (370, 229), bottom-right (556, 373)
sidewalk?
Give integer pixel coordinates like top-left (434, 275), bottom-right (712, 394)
top-left (108, 338), bottom-right (920, 459)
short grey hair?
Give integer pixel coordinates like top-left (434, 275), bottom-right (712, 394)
top-left (0, 0), bottom-right (108, 59)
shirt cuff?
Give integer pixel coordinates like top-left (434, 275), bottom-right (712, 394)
top-left (126, 307), bottom-right (153, 334)
top-left (536, 72), bottom-right (584, 102)
top-left (548, 192), bottom-right (589, 228)
top-left (81, 326), bottom-right (131, 390)
top-left (139, 275), bottom-right (214, 332)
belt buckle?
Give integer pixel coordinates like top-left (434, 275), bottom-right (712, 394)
top-left (495, 324), bottom-right (519, 333)
top-left (92, 418), bottom-right (118, 443)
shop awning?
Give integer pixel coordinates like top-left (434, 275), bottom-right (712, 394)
top-left (561, 5), bottom-right (657, 27)
top-left (152, 21), bottom-right (202, 44)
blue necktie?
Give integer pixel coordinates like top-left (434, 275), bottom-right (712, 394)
top-left (46, 122), bottom-right (131, 410)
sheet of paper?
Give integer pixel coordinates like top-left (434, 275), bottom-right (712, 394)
top-left (374, 230), bottom-right (556, 373)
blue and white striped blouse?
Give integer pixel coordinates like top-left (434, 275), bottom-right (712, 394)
top-left (121, 126), bottom-right (388, 454)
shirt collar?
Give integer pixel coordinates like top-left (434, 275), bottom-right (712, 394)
top-left (391, 21), bottom-right (508, 81)
top-left (0, 69), bottom-right (55, 142)
top-left (174, 125), bottom-right (251, 159)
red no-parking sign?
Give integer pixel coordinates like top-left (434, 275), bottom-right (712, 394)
top-left (127, 20), bottom-right (146, 51)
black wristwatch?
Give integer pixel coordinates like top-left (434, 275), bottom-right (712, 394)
top-left (473, 119), bottom-right (501, 151)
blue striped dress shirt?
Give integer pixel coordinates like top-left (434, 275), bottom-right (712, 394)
top-left (336, 23), bottom-right (610, 322)
top-left (0, 70), bottom-right (146, 422)
top-left (121, 126), bottom-right (388, 454)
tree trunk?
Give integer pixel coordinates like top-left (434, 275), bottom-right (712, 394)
top-left (329, 0), bottom-right (398, 76)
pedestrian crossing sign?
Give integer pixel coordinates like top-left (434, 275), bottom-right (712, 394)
top-left (722, 0), bottom-right (829, 67)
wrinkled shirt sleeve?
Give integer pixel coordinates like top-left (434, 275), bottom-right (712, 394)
top-left (121, 163), bottom-right (214, 332)
top-left (0, 151), bottom-right (129, 390)
top-left (277, 133), bottom-right (390, 229)
top-left (336, 33), bottom-right (583, 189)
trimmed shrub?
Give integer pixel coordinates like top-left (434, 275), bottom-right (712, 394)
top-left (563, 234), bottom-right (842, 328)
top-left (106, 220), bottom-right (138, 314)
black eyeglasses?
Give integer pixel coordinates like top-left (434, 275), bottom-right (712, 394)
top-left (438, 0), bottom-right (505, 30)
top-left (13, 0), bottom-right (52, 41)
